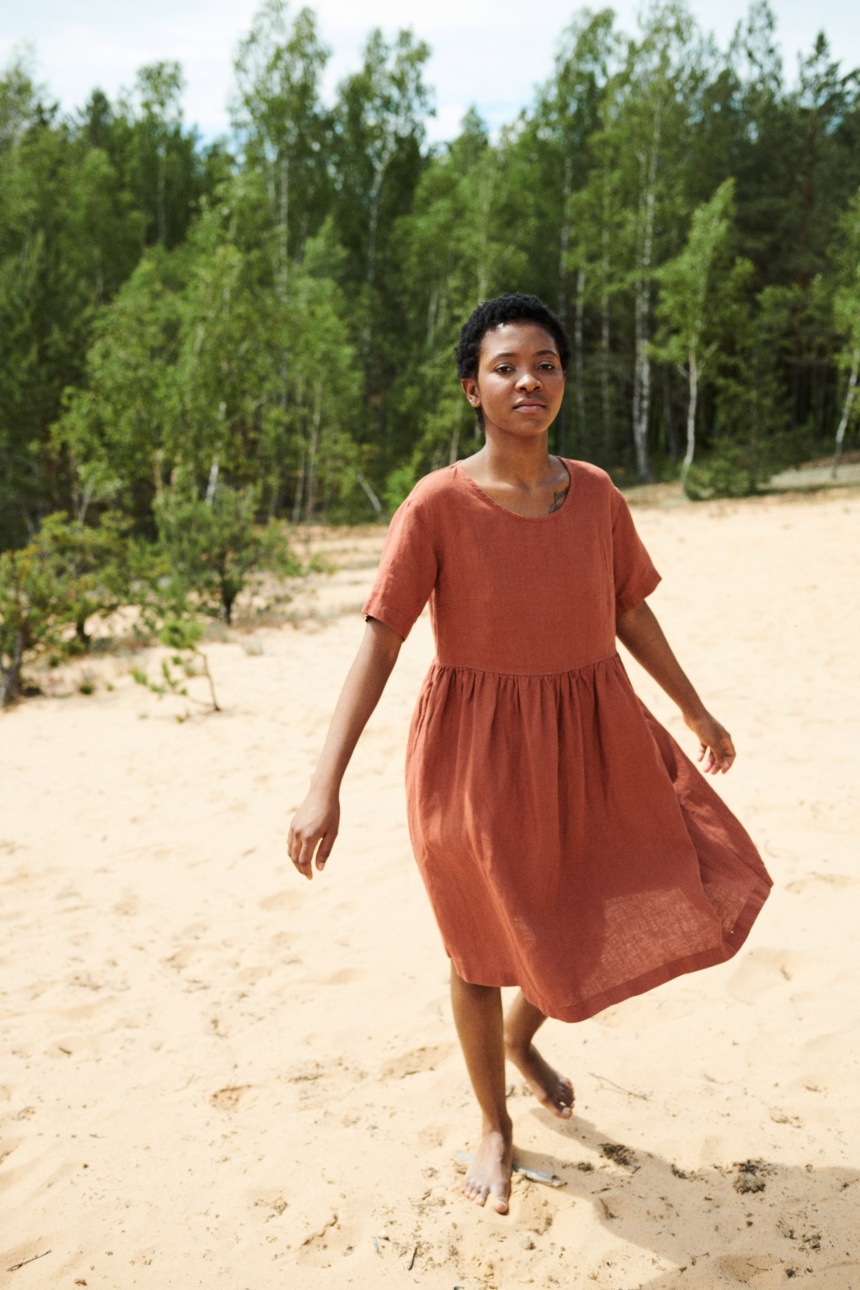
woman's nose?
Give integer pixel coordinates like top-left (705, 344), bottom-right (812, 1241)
top-left (516, 370), bottom-right (541, 389)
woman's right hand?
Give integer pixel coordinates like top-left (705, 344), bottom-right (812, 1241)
top-left (288, 786), bottom-right (340, 880)
top-left (286, 618), bottom-right (402, 883)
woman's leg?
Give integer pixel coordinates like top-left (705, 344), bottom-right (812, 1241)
top-left (503, 991), bottom-right (574, 1119)
top-left (449, 965), bottom-right (513, 1213)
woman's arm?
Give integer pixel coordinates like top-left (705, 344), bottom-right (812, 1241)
top-left (288, 617), bottom-right (403, 878)
top-left (616, 599), bottom-right (735, 774)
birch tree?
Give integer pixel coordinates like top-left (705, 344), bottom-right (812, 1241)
top-left (653, 179), bottom-right (737, 485)
top-left (232, 1), bottom-right (330, 280)
top-left (831, 190), bottom-right (860, 475)
top-left (607, 2), bottom-right (707, 480)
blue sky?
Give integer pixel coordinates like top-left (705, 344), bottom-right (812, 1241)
top-left (1, 0), bottom-right (857, 143)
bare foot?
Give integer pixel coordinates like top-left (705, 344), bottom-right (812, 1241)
top-left (505, 1040), bottom-right (574, 1119)
top-left (462, 1123), bottom-right (513, 1214)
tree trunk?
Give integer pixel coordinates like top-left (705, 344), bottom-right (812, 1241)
top-left (362, 147), bottom-right (392, 373)
top-left (280, 154), bottom-right (290, 285)
top-left (632, 275), bottom-right (653, 482)
top-left (680, 354), bottom-right (699, 487)
top-left (832, 348), bottom-right (859, 478)
top-left (351, 472), bottom-right (383, 514)
top-left (291, 444), bottom-right (306, 525)
top-left (475, 152), bottom-right (496, 302)
top-left (632, 105), bottom-right (661, 483)
top-left (303, 386), bottom-right (324, 523)
top-left (574, 265), bottom-right (586, 448)
top-left (1, 626), bottom-right (26, 707)
top-left (662, 363), bottom-right (678, 464)
top-left (157, 142), bottom-right (167, 245)
top-left (557, 153), bottom-right (572, 326)
top-left (601, 235), bottom-right (612, 455)
top-left (205, 459), bottom-right (219, 504)
top-left (600, 162), bottom-right (613, 455)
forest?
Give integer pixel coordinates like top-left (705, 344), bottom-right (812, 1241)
top-left (1, 0), bottom-right (859, 701)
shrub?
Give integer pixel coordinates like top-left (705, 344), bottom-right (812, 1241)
top-left (154, 475), bottom-right (299, 624)
top-left (0, 512), bottom-right (131, 706)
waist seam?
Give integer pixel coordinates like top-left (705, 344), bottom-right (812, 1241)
top-left (430, 651), bottom-right (620, 680)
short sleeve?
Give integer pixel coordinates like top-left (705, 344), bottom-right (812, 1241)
top-left (362, 499), bottom-right (438, 640)
top-left (611, 487), bottom-right (661, 618)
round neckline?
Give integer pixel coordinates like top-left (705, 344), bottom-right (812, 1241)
top-left (454, 458), bottom-right (575, 521)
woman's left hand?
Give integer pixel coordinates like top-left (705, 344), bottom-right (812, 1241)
top-left (684, 710), bottom-right (736, 775)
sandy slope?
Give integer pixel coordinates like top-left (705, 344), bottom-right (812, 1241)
top-left (2, 488), bottom-right (859, 1289)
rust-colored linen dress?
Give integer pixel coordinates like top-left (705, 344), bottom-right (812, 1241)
top-left (363, 459), bottom-right (771, 1023)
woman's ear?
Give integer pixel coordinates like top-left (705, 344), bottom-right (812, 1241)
top-left (461, 377), bottom-right (480, 407)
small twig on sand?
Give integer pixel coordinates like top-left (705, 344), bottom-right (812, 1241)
top-left (407, 1244), bottom-right (418, 1270)
top-left (590, 1071), bottom-right (650, 1100)
top-left (9, 1250), bottom-right (52, 1272)
top-left (372, 1237), bottom-right (381, 1255)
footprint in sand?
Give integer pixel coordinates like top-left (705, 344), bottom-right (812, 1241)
top-left (381, 1044), bottom-right (452, 1080)
top-left (210, 1085), bottom-right (251, 1111)
top-left (785, 872), bottom-right (859, 894)
top-left (719, 1254), bottom-right (787, 1284)
top-left (295, 1211), bottom-right (347, 1268)
top-left (259, 889), bottom-right (305, 914)
top-left (323, 967), bottom-right (363, 986)
top-left (726, 948), bottom-right (815, 1003)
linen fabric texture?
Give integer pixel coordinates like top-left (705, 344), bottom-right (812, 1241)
top-left (362, 460), bottom-right (771, 1023)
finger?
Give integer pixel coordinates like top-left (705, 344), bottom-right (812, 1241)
top-left (709, 734), bottom-right (733, 773)
top-left (294, 832), bottom-right (319, 879)
top-left (315, 829), bottom-right (337, 870)
top-left (288, 826), bottom-right (306, 870)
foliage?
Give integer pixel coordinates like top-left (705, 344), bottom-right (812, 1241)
top-left (153, 474), bottom-right (299, 625)
top-left (0, 512), bottom-right (131, 705)
top-left (131, 616), bottom-right (220, 716)
top-left (1, 0), bottom-right (860, 570)
top-left (683, 440), bottom-right (766, 500)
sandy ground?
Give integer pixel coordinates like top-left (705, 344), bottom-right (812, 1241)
top-left (2, 487), bottom-right (859, 1289)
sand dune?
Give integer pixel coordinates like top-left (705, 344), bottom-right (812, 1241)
top-left (2, 487), bottom-right (859, 1288)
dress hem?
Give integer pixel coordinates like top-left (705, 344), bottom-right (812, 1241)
top-left (446, 878), bottom-right (771, 1025)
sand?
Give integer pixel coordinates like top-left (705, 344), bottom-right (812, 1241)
top-left (2, 487), bottom-right (859, 1289)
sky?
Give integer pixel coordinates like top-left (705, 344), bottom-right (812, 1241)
top-left (1, 0), bottom-right (858, 144)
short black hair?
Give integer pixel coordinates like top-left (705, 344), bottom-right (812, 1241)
top-left (455, 293), bottom-right (571, 381)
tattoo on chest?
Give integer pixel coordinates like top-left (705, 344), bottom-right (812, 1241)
top-left (548, 484), bottom-right (570, 514)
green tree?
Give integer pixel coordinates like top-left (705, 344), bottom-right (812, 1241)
top-left (153, 473), bottom-right (297, 624)
top-left (52, 248), bottom-right (187, 529)
top-left (0, 512), bottom-right (131, 705)
top-left (830, 190), bottom-right (860, 474)
top-left (232, 1), bottom-right (331, 277)
top-left (652, 179), bottom-right (740, 484)
top-left (330, 27), bottom-right (433, 473)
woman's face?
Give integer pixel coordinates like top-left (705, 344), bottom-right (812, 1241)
top-left (461, 321), bottom-right (566, 441)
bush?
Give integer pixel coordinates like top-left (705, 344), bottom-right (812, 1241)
top-left (131, 615), bottom-right (220, 715)
top-left (154, 475), bottom-right (300, 624)
top-left (683, 441), bottom-right (762, 500)
top-left (0, 512), bottom-right (131, 706)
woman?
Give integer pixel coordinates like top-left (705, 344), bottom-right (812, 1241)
top-left (288, 293), bottom-right (771, 1215)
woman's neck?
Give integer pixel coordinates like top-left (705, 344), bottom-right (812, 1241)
top-left (477, 433), bottom-right (554, 486)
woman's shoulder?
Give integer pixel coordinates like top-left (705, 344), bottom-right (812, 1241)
top-left (563, 458), bottom-right (613, 490)
top-left (398, 464), bottom-right (462, 519)
top-left (563, 459), bottom-right (621, 510)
